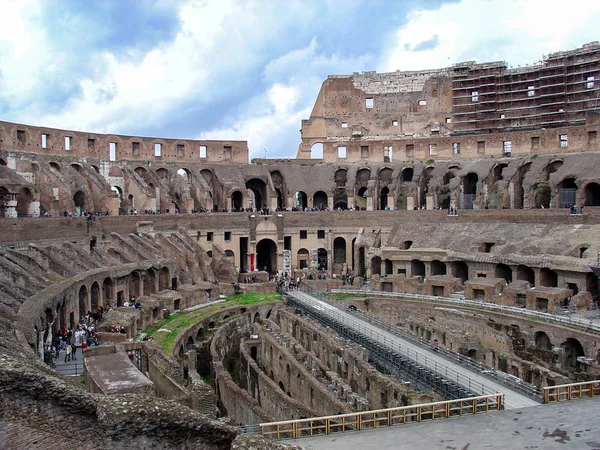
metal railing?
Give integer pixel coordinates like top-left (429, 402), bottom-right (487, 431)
top-left (307, 287), bottom-right (541, 399)
top-left (543, 380), bottom-right (600, 403)
top-left (284, 287), bottom-right (503, 400)
top-left (257, 394), bottom-right (503, 440)
top-left (328, 288), bottom-right (600, 334)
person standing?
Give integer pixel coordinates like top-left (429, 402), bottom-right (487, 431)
top-left (71, 342), bottom-right (77, 361)
top-left (64, 343), bottom-right (71, 362)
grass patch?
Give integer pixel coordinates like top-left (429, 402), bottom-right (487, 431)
top-left (143, 293), bottom-right (281, 354)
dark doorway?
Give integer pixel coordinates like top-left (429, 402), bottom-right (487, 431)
top-left (257, 239), bottom-right (277, 274)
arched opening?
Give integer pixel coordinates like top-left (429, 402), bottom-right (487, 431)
top-left (129, 271), bottom-right (141, 298)
top-left (177, 168), bottom-right (192, 183)
top-left (317, 248), bottom-right (328, 271)
top-left (431, 260), bottom-right (447, 276)
top-left (294, 191), bottom-right (307, 210)
top-left (543, 159), bottom-right (564, 180)
top-left (90, 282), bottom-right (100, 313)
top-left (517, 265), bottom-right (535, 286)
top-left (313, 191), bottom-right (328, 210)
top-left (159, 267), bottom-right (170, 291)
top-left (558, 177), bottom-right (578, 208)
top-left (246, 179), bottom-right (267, 210)
top-left (355, 186), bottom-right (367, 211)
top-left (16, 187), bottom-right (33, 217)
top-left (333, 237), bottom-right (346, 264)
top-left (231, 191), bottom-right (243, 211)
top-left (534, 331), bottom-right (552, 351)
top-left (73, 190), bottom-right (86, 215)
top-left (462, 173), bottom-right (478, 209)
top-left (156, 168), bottom-right (169, 179)
top-left (196, 327), bottom-right (204, 341)
top-left (495, 264), bottom-right (512, 283)
top-left (102, 278), bottom-right (113, 307)
top-left (71, 163), bottom-right (83, 174)
top-left (492, 162), bottom-right (509, 182)
top-left (275, 188), bottom-right (284, 210)
top-left (49, 162), bottom-right (61, 172)
top-left (411, 259), bottom-right (425, 278)
top-left (111, 186), bottom-right (124, 214)
top-left (420, 167), bottom-right (435, 208)
top-left (401, 168), bottom-right (413, 182)
top-left (144, 269), bottom-right (156, 295)
top-left (533, 183), bottom-right (551, 208)
top-left (355, 168), bottom-right (371, 210)
top-left (256, 239), bottom-right (277, 274)
top-left (540, 267), bottom-right (558, 287)
top-left (584, 182), bottom-right (600, 206)
top-left (452, 261), bottom-right (469, 282)
top-left (335, 169), bottom-right (347, 187)
top-left (561, 338), bottom-right (584, 368)
top-left (253, 312), bottom-right (261, 323)
top-left (514, 162), bottom-right (532, 209)
top-left (297, 248), bottom-right (310, 269)
top-left (379, 186), bottom-right (389, 210)
top-left (78, 285), bottom-right (88, 316)
top-left (370, 256), bottom-right (381, 276)
top-left (310, 143), bottom-right (323, 159)
top-left (0, 158), bottom-right (6, 166)
top-left (186, 336), bottom-right (194, 350)
top-left (225, 250), bottom-right (235, 264)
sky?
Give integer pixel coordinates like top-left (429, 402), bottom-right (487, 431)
top-left (0, 0), bottom-right (599, 160)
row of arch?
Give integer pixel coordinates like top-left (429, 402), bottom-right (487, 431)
top-left (40, 266), bottom-right (173, 345)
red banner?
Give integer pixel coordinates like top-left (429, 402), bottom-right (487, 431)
top-left (249, 253), bottom-right (255, 272)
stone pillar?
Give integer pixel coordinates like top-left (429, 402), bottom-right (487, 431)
top-left (406, 196), bottom-right (414, 210)
top-left (509, 182), bottom-right (515, 209)
top-left (310, 249), bottom-right (318, 270)
top-left (366, 196), bottom-right (373, 211)
top-left (5, 196), bottom-right (17, 218)
top-left (387, 194), bottom-right (394, 210)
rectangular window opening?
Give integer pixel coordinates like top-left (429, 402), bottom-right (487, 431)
top-left (589, 131), bottom-right (597, 146)
top-left (224, 145), bottom-right (232, 159)
top-left (64, 136), bottom-right (72, 151)
top-left (338, 146), bottom-right (347, 159)
top-left (300, 230), bottom-right (307, 239)
top-left (177, 144), bottom-right (185, 157)
top-left (560, 134), bottom-right (568, 148)
top-left (224, 231), bottom-right (231, 241)
top-left (41, 134), bottom-right (48, 149)
top-left (587, 76), bottom-right (595, 89)
top-left (445, 117), bottom-right (451, 124)
top-left (365, 98), bottom-right (374, 109)
top-left (109, 142), bottom-right (117, 161)
top-left (392, 120), bottom-right (398, 127)
top-left (360, 146), bottom-right (369, 158)
top-left (341, 122), bottom-right (348, 128)
top-left (132, 141), bottom-right (140, 156)
top-left (429, 144), bottom-right (437, 156)
top-left (17, 130), bottom-right (25, 143)
top-left (527, 86), bottom-right (535, 97)
top-left (406, 144), bottom-right (414, 157)
top-left (154, 143), bottom-right (162, 157)
top-left (207, 232), bottom-right (213, 241)
top-left (199, 145), bottom-right (207, 158)
top-left (384, 146), bottom-right (392, 162)
top-left (471, 91), bottom-right (479, 102)
top-left (531, 137), bottom-right (540, 150)
top-left (284, 236), bottom-right (291, 251)
top-left (317, 230), bottom-right (325, 239)
top-left (88, 138), bottom-right (95, 151)
top-left (452, 142), bottom-right (460, 155)
top-left (503, 140), bottom-right (512, 154)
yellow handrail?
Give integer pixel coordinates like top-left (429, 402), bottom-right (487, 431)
top-left (543, 380), bottom-right (600, 403)
top-left (259, 394), bottom-right (503, 440)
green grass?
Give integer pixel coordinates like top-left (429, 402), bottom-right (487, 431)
top-left (143, 293), bottom-right (281, 353)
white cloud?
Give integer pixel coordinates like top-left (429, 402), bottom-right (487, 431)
top-left (383, 0), bottom-right (600, 72)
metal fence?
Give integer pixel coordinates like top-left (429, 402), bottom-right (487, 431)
top-left (257, 394), bottom-right (503, 440)
top-left (543, 380), bottom-right (600, 403)
top-left (328, 288), bottom-right (600, 334)
top-left (318, 287), bottom-right (542, 399)
top-left (284, 287), bottom-right (512, 401)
